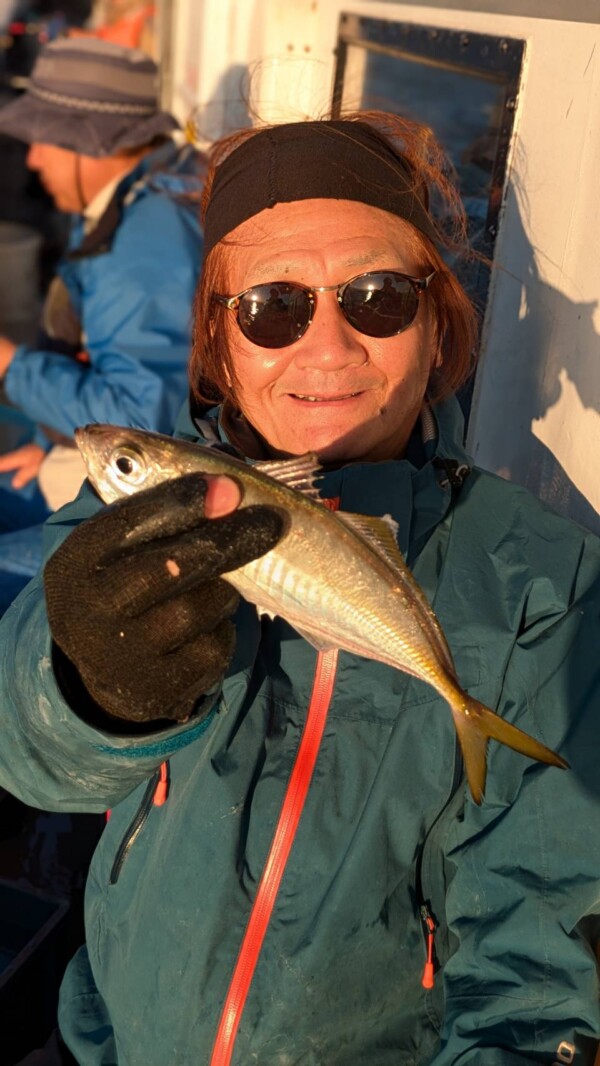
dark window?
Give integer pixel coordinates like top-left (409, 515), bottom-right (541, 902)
top-left (332, 15), bottom-right (525, 361)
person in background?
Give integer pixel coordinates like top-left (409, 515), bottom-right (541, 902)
top-left (0, 35), bottom-right (204, 610)
top-left (1, 113), bottom-right (599, 1065)
top-left (89, 0), bottom-right (156, 52)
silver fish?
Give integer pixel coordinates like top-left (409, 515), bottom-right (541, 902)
top-left (75, 423), bottom-right (568, 803)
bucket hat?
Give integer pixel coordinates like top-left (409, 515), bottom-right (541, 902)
top-left (0, 36), bottom-right (179, 157)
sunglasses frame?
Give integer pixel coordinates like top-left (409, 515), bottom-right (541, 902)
top-left (212, 268), bottom-right (437, 347)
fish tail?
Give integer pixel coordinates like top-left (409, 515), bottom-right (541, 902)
top-left (451, 694), bottom-right (569, 805)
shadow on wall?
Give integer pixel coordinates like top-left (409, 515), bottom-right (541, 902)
top-left (187, 57), bottom-right (332, 147)
top-left (481, 177), bottom-right (599, 536)
top-left (187, 64), bottom-right (251, 145)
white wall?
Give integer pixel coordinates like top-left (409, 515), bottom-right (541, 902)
top-left (163, 0), bottom-right (600, 532)
top-left (165, 0), bottom-right (336, 138)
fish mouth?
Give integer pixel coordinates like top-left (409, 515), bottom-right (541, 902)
top-left (74, 424), bottom-right (96, 463)
top-left (75, 423), bottom-right (117, 460)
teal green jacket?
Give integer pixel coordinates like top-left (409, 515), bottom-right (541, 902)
top-left (0, 398), bottom-right (598, 1065)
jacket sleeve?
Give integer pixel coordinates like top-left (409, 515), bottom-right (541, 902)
top-left (4, 195), bottom-right (202, 438)
top-left (433, 538), bottom-right (600, 1066)
top-left (0, 486), bottom-right (218, 814)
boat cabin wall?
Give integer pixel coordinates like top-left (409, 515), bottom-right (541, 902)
top-left (158, 0), bottom-right (600, 535)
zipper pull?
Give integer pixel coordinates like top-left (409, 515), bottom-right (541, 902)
top-left (420, 904), bottom-right (436, 990)
top-left (153, 761), bottom-right (170, 807)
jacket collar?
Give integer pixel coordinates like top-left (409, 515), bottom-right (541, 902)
top-left (177, 394), bottom-right (472, 557)
top-left (66, 142), bottom-right (201, 260)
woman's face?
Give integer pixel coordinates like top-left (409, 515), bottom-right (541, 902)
top-left (221, 199), bottom-right (439, 463)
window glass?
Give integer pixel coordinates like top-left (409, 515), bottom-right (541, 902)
top-left (355, 49), bottom-right (505, 252)
top-left (335, 18), bottom-right (524, 316)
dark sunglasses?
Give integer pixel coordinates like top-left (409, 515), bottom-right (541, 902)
top-left (212, 268), bottom-right (436, 349)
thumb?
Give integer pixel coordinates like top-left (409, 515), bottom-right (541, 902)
top-left (204, 475), bottom-right (241, 518)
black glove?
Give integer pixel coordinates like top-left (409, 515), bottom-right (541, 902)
top-left (44, 474), bottom-right (284, 724)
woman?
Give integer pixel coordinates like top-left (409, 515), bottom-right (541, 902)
top-left (1, 113), bottom-right (599, 1065)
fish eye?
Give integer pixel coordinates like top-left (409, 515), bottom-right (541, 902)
top-left (110, 447), bottom-right (147, 484)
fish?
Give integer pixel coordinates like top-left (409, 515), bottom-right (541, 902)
top-left (74, 423), bottom-right (568, 804)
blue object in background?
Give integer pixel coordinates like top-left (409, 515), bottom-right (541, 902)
top-left (0, 406), bottom-right (49, 613)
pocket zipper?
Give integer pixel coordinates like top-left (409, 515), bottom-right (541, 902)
top-left (109, 763), bottom-right (169, 885)
top-left (420, 904), bottom-right (437, 989)
top-left (415, 735), bottom-right (463, 988)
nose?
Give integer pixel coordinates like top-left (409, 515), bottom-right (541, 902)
top-left (292, 291), bottom-right (368, 371)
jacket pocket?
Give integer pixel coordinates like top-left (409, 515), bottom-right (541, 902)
top-left (109, 767), bottom-right (162, 885)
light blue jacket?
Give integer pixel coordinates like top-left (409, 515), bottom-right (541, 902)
top-left (4, 142), bottom-right (203, 439)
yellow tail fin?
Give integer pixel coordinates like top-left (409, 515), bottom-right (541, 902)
top-left (451, 695), bottom-right (569, 805)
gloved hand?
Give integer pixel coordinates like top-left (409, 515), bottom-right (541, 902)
top-left (44, 474), bottom-right (284, 724)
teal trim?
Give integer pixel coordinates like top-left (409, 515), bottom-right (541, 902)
top-left (93, 708), bottom-right (216, 759)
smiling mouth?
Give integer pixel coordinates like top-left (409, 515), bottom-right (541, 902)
top-left (290, 392), bottom-right (363, 402)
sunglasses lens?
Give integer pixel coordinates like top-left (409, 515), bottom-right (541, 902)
top-left (237, 283), bottom-right (312, 348)
top-left (341, 272), bottom-right (420, 337)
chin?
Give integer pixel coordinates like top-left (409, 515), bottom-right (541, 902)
top-left (299, 435), bottom-right (364, 465)
top-left (291, 426), bottom-right (406, 465)
top-left (272, 420), bottom-right (381, 463)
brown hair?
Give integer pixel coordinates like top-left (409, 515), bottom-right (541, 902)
top-left (189, 110), bottom-right (479, 407)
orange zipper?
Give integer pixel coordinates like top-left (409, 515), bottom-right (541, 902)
top-left (420, 904), bottom-right (436, 990)
top-left (210, 647), bottom-right (339, 1066)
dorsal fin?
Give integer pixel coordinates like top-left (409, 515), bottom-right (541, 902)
top-left (336, 512), bottom-right (404, 573)
top-left (254, 453), bottom-right (322, 498)
top-left (337, 510), bottom-right (456, 674)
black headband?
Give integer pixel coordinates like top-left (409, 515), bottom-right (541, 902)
top-left (203, 120), bottom-right (439, 255)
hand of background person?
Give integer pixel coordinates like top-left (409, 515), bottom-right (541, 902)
top-left (0, 336), bottom-right (17, 378)
top-left (0, 442), bottom-right (46, 488)
top-left (44, 474), bottom-right (285, 724)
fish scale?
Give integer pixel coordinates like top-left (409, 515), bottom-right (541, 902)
top-left (74, 422), bottom-right (569, 804)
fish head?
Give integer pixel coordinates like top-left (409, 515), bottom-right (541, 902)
top-left (75, 424), bottom-right (186, 503)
